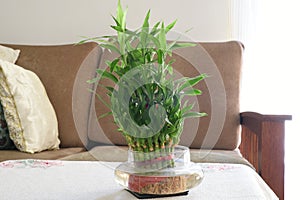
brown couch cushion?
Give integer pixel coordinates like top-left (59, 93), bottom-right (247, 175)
top-left (0, 147), bottom-right (86, 162)
top-left (60, 145), bottom-right (253, 169)
top-left (88, 41), bottom-right (243, 150)
top-left (2, 42), bottom-right (102, 148)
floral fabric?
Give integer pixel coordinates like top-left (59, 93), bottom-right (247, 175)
top-left (0, 159), bottom-right (63, 169)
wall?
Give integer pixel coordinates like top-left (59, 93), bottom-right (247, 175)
top-left (0, 0), bottom-right (231, 44)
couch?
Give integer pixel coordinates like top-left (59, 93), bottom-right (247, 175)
top-left (0, 41), bottom-right (291, 199)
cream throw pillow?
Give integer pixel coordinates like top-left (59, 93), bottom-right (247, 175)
top-left (0, 59), bottom-right (60, 153)
top-left (0, 45), bottom-right (20, 63)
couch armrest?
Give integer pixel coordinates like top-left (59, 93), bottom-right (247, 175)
top-left (239, 111), bottom-right (292, 200)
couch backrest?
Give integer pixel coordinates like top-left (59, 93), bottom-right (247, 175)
top-left (2, 41), bottom-right (242, 150)
top-left (3, 42), bottom-right (102, 148)
top-left (88, 41), bottom-right (243, 150)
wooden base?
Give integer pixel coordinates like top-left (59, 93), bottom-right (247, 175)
top-left (126, 189), bottom-right (189, 199)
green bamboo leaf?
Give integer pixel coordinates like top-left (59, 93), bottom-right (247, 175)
top-left (117, 0), bottom-right (124, 24)
top-left (77, 40), bottom-right (89, 45)
top-left (148, 34), bottom-right (160, 48)
top-left (100, 43), bottom-right (121, 54)
top-left (168, 59), bottom-right (175, 66)
top-left (142, 10), bottom-right (150, 30)
top-left (165, 20), bottom-right (177, 33)
top-left (112, 15), bottom-right (122, 27)
top-left (165, 117), bottom-right (173, 125)
top-left (124, 29), bottom-right (137, 36)
top-left (166, 40), bottom-right (176, 50)
top-left (93, 83), bottom-right (114, 97)
top-left (157, 49), bottom-right (163, 64)
top-left (125, 40), bottom-right (134, 52)
top-left (86, 77), bottom-right (100, 84)
top-left (121, 7), bottom-right (127, 30)
top-left (182, 89), bottom-right (202, 96)
top-left (182, 112), bottom-right (207, 119)
top-left (88, 88), bottom-right (111, 109)
top-left (182, 99), bottom-right (189, 108)
top-left (170, 102), bottom-right (180, 116)
top-left (174, 77), bottom-right (187, 85)
top-left (106, 58), bottom-right (119, 72)
top-left (140, 30), bottom-right (148, 48)
top-left (97, 111), bottom-right (112, 120)
top-left (105, 86), bottom-right (115, 93)
top-left (168, 42), bottom-right (196, 51)
top-left (162, 126), bottom-right (177, 135)
top-left (111, 25), bottom-right (123, 32)
top-left (77, 36), bottom-right (108, 45)
top-left (124, 31), bottom-right (137, 45)
top-left (150, 21), bottom-right (161, 35)
top-left (139, 10), bottom-right (151, 48)
top-left (96, 69), bottom-right (118, 83)
top-left (166, 64), bottom-right (173, 75)
top-left (181, 102), bottom-right (194, 114)
top-left (158, 22), bottom-right (166, 50)
top-left (177, 73), bottom-right (207, 92)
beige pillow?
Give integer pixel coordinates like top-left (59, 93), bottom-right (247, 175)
top-left (0, 45), bottom-right (20, 63)
top-left (0, 59), bottom-right (60, 153)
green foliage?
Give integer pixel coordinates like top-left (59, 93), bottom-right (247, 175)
top-left (82, 0), bottom-right (207, 155)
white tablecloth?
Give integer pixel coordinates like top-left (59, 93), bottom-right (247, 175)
top-left (0, 159), bottom-right (278, 200)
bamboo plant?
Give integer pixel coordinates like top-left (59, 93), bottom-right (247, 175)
top-left (81, 0), bottom-right (207, 170)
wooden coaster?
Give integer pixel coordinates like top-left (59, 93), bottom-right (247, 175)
top-left (126, 189), bottom-right (189, 199)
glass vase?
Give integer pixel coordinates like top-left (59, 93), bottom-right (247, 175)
top-left (114, 145), bottom-right (204, 197)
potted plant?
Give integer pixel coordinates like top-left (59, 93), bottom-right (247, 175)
top-left (80, 0), bottom-right (206, 196)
